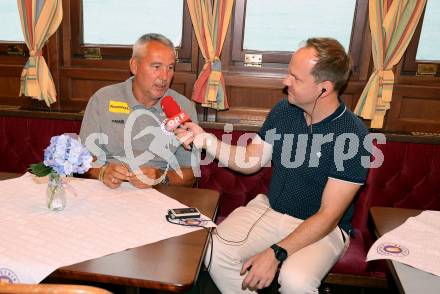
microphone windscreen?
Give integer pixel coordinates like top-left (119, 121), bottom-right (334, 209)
top-left (160, 96), bottom-right (181, 118)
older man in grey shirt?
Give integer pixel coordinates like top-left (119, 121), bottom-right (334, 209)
top-left (80, 33), bottom-right (197, 189)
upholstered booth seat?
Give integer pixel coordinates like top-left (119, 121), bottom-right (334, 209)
top-left (0, 116), bottom-right (82, 173)
top-left (333, 140), bottom-right (440, 282)
top-left (199, 162), bottom-right (272, 223)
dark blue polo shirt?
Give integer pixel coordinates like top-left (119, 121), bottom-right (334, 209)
top-left (258, 98), bottom-right (369, 233)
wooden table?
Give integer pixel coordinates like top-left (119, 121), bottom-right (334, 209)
top-left (370, 207), bottom-right (440, 294)
top-left (1, 174), bottom-right (219, 293)
top-left (53, 185), bottom-right (219, 292)
top-left (0, 172), bottom-right (21, 181)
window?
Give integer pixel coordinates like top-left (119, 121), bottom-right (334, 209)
top-left (231, 0), bottom-right (367, 75)
top-left (82, 0), bottom-right (183, 46)
top-left (402, 1), bottom-right (440, 74)
top-left (0, 1), bottom-right (23, 42)
top-left (71, 0), bottom-right (192, 66)
top-left (416, 0), bottom-right (440, 61)
top-left (243, 0), bottom-right (356, 52)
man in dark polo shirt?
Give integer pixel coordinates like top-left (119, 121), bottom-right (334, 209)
top-left (175, 38), bottom-right (370, 293)
top-left (80, 33), bottom-right (197, 189)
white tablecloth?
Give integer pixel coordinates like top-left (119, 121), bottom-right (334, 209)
top-left (0, 173), bottom-right (212, 283)
top-left (367, 210), bottom-right (440, 277)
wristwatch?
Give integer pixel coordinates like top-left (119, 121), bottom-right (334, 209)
top-left (270, 244), bottom-right (288, 263)
top-left (161, 174), bottom-right (169, 186)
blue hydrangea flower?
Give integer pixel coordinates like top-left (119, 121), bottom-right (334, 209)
top-left (43, 134), bottom-right (93, 176)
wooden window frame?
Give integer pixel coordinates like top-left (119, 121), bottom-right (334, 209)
top-left (0, 42), bottom-right (28, 65)
top-left (230, 0), bottom-right (368, 77)
top-left (70, 0), bottom-right (193, 70)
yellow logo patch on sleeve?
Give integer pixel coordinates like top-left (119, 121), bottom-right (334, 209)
top-left (109, 100), bottom-right (130, 114)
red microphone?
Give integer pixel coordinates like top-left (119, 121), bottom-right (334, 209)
top-left (160, 96), bottom-right (191, 131)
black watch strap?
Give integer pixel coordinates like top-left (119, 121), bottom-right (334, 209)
top-left (270, 244), bottom-right (288, 263)
top-left (161, 174), bottom-right (169, 186)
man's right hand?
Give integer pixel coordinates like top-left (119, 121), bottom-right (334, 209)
top-left (128, 166), bottom-right (162, 189)
top-left (174, 122), bottom-right (205, 150)
top-left (101, 163), bottom-right (131, 189)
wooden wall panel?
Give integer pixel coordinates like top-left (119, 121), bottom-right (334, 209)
top-left (400, 99), bottom-right (440, 122)
top-left (0, 64), bottom-right (23, 106)
top-left (59, 67), bottom-right (130, 110)
top-left (339, 81), bottom-right (366, 110)
top-left (70, 79), bottom-right (116, 101)
top-left (0, 77), bottom-right (20, 99)
top-left (215, 78), bottom-right (367, 125)
top-left (58, 69), bottom-right (197, 111)
top-left (67, 79), bottom-right (191, 103)
top-left (215, 107), bottom-right (270, 125)
top-left (172, 71), bottom-right (197, 99)
top-left (213, 73), bottom-right (285, 124)
top-left (340, 94), bottom-right (357, 110)
top-left (384, 85), bottom-right (440, 132)
top-left (228, 87), bottom-right (284, 108)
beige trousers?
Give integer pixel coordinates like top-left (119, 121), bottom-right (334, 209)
top-left (205, 194), bottom-right (349, 294)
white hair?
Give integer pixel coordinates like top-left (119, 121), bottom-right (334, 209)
top-left (132, 33), bottom-right (175, 58)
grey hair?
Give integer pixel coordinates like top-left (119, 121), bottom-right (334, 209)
top-left (132, 33), bottom-right (175, 58)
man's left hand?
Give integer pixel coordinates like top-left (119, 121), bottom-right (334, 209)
top-left (240, 248), bottom-right (279, 291)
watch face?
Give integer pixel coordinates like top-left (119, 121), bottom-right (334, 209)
top-left (271, 245), bottom-right (288, 262)
top-left (277, 248), bottom-right (288, 261)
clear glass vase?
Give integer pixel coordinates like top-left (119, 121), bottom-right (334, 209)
top-left (47, 172), bottom-right (66, 211)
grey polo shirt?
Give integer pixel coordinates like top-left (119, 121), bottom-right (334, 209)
top-left (80, 77), bottom-right (198, 171)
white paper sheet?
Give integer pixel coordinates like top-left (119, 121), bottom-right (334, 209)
top-left (367, 210), bottom-right (440, 277)
top-left (0, 173), bottom-right (215, 284)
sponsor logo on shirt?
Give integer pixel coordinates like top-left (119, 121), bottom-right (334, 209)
top-left (112, 119), bottom-right (125, 124)
top-left (109, 100), bottom-right (130, 114)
